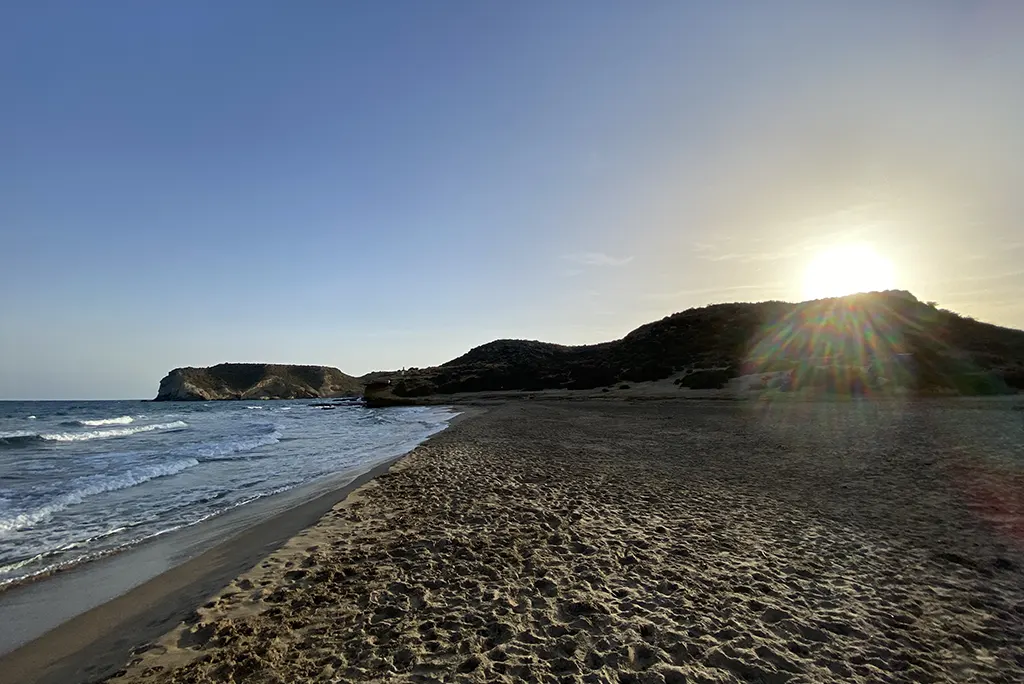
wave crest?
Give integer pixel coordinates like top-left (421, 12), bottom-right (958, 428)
top-left (40, 421), bottom-right (188, 443)
top-left (77, 416), bottom-right (135, 427)
top-left (188, 429), bottom-right (283, 461)
top-left (0, 431), bottom-right (44, 447)
top-left (0, 458), bottom-right (200, 533)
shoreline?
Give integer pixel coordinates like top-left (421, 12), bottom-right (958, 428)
top-left (365, 384), bottom-right (1023, 406)
top-left (104, 397), bottom-right (1022, 683)
top-left (0, 407), bottom-right (476, 684)
top-left (4, 398), bottom-right (1023, 682)
top-left (0, 474), bottom-right (348, 598)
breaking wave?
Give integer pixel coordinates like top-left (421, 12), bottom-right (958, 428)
top-left (75, 416), bottom-right (135, 427)
top-left (0, 402), bottom-right (457, 589)
top-left (0, 458), bottom-right (200, 533)
top-left (0, 431), bottom-right (43, 447)
top-left (184, 429), bottom-right (283, 461)
top-left (39, 421), bottom-right (188, 443)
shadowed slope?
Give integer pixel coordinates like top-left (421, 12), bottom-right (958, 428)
top-left (389, 291), bottom-right (1024, 396)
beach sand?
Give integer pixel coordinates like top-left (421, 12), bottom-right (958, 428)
top-left (16, 398), bottom-right (1024, 682)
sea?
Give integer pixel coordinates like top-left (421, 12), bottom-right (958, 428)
top-left (0, 399), bottom-right (456, 590)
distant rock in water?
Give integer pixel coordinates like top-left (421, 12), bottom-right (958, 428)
top-left (361, 378), bottom-right (421, 407)
top-left (154, 364), bottom-right (363, 401)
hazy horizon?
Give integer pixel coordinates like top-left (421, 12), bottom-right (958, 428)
top-left (4, 2), bottom-right (1023, 399)
top-left (0, 289), bottom-right (1011, 401)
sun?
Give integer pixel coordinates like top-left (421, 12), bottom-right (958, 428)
top-left (802, 244), bottom-right (895, 300)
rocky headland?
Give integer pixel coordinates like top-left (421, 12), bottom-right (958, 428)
top-left (154, 364), bottom-right (363, 401)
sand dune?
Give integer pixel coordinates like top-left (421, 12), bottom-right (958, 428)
top-left (110, 399), bottom-right (1023, 683)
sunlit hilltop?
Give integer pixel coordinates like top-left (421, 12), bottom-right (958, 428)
top-left (802, 245), bottom-right (896, 300)
top-left (364, 291), bottom-right (1024, 400)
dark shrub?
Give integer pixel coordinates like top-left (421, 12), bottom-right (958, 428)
top-left (393, 380), bottom-right (434, 397)
top-left (677, 369), bottom-right (734, 390)
top-left (950, 372), bottom-right (1012, 396)
top-left (622, 362), bottom-right (674, 382)
top-left (998, 367), bottom-right (1024, 390)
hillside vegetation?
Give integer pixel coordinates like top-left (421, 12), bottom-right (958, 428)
top-left (387, 291), bottom-right (1024, 397)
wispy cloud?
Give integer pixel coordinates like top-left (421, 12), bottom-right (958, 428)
top-left (941, 287), bottom-right (1015, 301)
top-left (939, 293), bottom-right (1022, 316)
top-left (643, 282), bottom-right (786, 302)
top-left (699, 250), bottom-right (798, 263)
top-left (562, 252), bottom-right (634, 267)
top-left (694, 224), bottom-right (897, 264)
top-left (947, 269), bottom-right (1024, 284)
top-left (691, 237), bottom-right (803, 263)
top-left (962, 244), bottom-right (1022, 261)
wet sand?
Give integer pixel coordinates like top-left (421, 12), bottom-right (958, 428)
top-left (13, 398), bottom-right (1024, 683)
top-left (0, 456), bottom-right (430, 659)
top-left (0, 457), bottom-right (412, 684)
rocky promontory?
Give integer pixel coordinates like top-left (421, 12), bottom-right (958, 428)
top-left (154, 364), bottom-right (363, 401)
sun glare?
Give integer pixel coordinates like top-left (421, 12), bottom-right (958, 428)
top-left (802, 244), bottom-right (895, 300)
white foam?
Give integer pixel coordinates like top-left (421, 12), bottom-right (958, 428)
top-left (0, 458), bottom-right (200, 533)
top-left (40, 421), bottom-right (187, 443)
top-left (78, 415), bottom-right (134, 427)
top-left (188, 429), bottom-right (283, 460)
top-left (0, 430), bottom-right (37, 439)
top-left (27, 416), bottom-right (36, 420)
top-left (0, 405), bottom-right (459, 589)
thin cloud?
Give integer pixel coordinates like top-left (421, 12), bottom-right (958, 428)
top-left (562, 252), bottom-right (634, 267)
top-left (700, 249), bottom-right (798, 263)
top-left (963, 245), bottom-right (1021, 261)
top-left (941, 288), bottom-right (1016, 302)
top-left (949, 269), bottom-right (1024, 284)
top-left (643, 282), bottom-right (786, 302)
top-left (940, 295), bottom-right (1022, 316)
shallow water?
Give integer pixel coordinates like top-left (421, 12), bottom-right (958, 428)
top-left (0, 399), bottom-right (455, 587)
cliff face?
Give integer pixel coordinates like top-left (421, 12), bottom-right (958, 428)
top-left (154, 364), bottom-right (363, 401)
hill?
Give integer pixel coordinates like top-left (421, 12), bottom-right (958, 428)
top-left (154, 364), bottom-right (363, 401)
top-left (384, 291), bottom-right (1024, 397)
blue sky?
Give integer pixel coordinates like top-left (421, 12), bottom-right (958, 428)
top-left (2, 2), bottom-right (1023, 399)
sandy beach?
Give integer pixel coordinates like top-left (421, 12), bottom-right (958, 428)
top-left (9, 398), bottom-right (1024, 683)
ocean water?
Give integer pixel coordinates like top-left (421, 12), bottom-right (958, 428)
top-left (0, 400), bottom-right (455, 589)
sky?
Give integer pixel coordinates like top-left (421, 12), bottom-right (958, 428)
top-left (2, 2), bottom-right (1023, 399)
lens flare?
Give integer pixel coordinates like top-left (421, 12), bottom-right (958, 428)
top-left (803, 245), bottom-right (895, 300)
